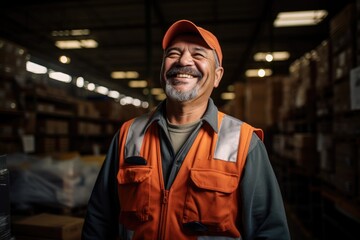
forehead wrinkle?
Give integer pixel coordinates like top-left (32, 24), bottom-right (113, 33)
top-left (165, 46), bottom-right (181, 53)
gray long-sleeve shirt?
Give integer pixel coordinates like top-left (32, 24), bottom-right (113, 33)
top-left (82, 99), bottom-right (290, 240)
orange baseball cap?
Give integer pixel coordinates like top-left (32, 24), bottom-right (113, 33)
top-left (162, 20), bottom-right (223, 66)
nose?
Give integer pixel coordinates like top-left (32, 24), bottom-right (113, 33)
top-left (178, 51), bottom-right (194, 66)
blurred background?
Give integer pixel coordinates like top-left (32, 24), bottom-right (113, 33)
top-left (0, 0), bottom-right (359, 239)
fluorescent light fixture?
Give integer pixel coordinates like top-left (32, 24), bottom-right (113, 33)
top-left (150, 88), bottom-right (164, 95)
top-left (96, 86), bottom-right (109, 95)
top-left (59, 55), bottom-right (71, 64)
top-left (48, 70), bottom-right (72, 83)
top-left (133, 99), bottom-right (141, 107)
top-left (142, 102), bottom-right (149, 108)
top-left (55, 39), bottom-right (98, 49)
top-left (76, 77), bottom-right (84, 87)
top-left (120, 96), bottom-right (134, 105)
top-left (108, 90), bottom-right (120, 99)
top-left (26, 61), bottom-right (47, 74)
top-left (111, 71), bottom-right (126, 79)
top-left (254, 51), bottom-right (290, 61)
top-left (55, 40), bottom-right (81, 49)
top-left (258, 69), bottom-right (266, 77)
top-left (221, 92), bottom-right (235, 100)
top-left (265, 54), bottom-right (274, 62)
top-left (71, 29), bottom-right (90, 36)
top-left (274, 10), bottom-right (328, 27)
top-left (128, 80), bottom-right (148, 88)
top-left (52, 29), bottom-right (90, 37)
top-left (86, 83), bottom-right (95, 91)
top-left (80, 39), bottom-right (98, 48)
top-left (155, 93), bottom-right (167, 101)
top-left (245, 68), bottom-right (273, 77)
top-left (111, 71), bottom-right (140, 79)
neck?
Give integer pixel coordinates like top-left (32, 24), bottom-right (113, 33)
top-left (165, 99), bottom-right (208, 125)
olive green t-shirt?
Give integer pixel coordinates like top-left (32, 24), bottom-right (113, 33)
top-left (167, 119), bottom-right (200, 154)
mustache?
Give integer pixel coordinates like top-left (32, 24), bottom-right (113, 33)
top-left (165, 66), bottom-right (202, 79)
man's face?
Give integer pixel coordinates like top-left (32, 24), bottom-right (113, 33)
top-left (160, 35), bottom-right (223, 103)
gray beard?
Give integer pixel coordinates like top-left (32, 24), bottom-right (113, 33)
top-left (165, 83), bottom-right (200, 102)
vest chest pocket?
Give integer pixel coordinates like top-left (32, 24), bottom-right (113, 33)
top-left (183, 168), bottom-right (240, 236)
top-left (117, 166), bottom-right (152, 227)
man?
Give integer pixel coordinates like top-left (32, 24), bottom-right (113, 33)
top-left (82, 19), bottom-right (290, 240)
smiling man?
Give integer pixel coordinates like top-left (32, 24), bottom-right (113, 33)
top-left (82, 19), bottom-right (290, 240)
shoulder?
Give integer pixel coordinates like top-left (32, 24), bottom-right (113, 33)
top-left (220, 113), bottom-right (264, 153)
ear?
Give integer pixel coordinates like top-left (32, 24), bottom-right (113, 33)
top-left (214, 66), bottom-right (224, 88)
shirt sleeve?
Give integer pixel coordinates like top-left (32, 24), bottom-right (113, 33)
top-left (81, 131), bottom-right (120, 240)
top-left (239, 133), bottom-right (290, 240)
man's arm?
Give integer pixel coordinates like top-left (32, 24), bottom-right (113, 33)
top-left (82, 131), bottom-right (120, 240)
top-left (240, 133), bottom-right (290, 240)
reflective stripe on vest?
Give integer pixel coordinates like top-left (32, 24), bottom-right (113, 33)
top-left (125, 113), bottom-right (246, 162)
top-left (214, 114), bottom-right (241, 162)
top-left (124, 114), bottom-right (149, 158)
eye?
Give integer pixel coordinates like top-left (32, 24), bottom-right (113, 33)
top-left (193, 52), bottom-right (206, 59)
top-left (166, 50), bottom-right (181, 58)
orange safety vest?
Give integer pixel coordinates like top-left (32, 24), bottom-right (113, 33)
top-left (117, 111), bottom-right (263, 240)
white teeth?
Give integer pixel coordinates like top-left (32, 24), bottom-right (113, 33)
top-left (177, 73), bottom-right (193, 78)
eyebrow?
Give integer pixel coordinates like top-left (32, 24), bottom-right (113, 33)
top-left (165, 47), bottom-right (181, 53)
top-left (193, 46), bottom-right (207, 53)
top-left (166, 46), bottom-right (208, 54)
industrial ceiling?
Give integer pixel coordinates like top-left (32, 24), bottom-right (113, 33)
top-left (0, 0), bottom-right (353, 107)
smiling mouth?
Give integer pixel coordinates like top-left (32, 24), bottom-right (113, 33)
top-left (176, 73), bottom-right (195, 78)
top-left (166, 66), bottom-right (202, 79)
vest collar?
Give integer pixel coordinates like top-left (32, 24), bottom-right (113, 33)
top-left (144, 98), bottom-right (219, 133)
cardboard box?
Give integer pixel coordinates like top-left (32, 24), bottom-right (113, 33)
top-left (13, 213), bottom-right (84, 240)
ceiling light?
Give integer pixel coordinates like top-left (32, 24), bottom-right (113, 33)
top-left (26, 61), bottom-right (47, 74)
top-left (48, 70), bottom-right (72, 83)
top-left (155, 93), bottom-right (166, 101)
top-left (265, 54), bottom-right (273, 62)
top-left (133, 99), bottom-right (141, 107)
top-left (52, 29), bottom-right (90, 37)
top-left (245, 69), bottom-right (272, 77)
top-left (76, 77), bottom-right (84, 87)
top-left (141, 102), bottom-right (149, 108)
top-left (128, 80), bottom-right (147, 88)
top-left (55, 40), bottom-right (81, 49)
top-left (221, 92), bottom-right (235, 100)
top-left (71, 29), bottom-right (90, 36)
top-left (125, 71), bottom-right (139, 79)
top-left (80, 39), bottom-right (98, 48)
top-left (150, 88), bottom-right (164, 95)
top-left (59, 55), bottom-right (71, 64)
top-left (120, 96), bottom-right (134, 105)
top-left (86, 83), bottom-right (95, 91)
top-left (96, 86), bottom-right (109, 95)
top-left (111, 71), bottom-right (140, 79)
top-left (108, 90), bottom-right (120, 99)
top-left (254, 51), bottom-right (290, 61)
top-left (258, 69), bottom-right (266, 77)
top-left (55, 39), bottom-right (98, 49)
top-left (274, 10), bottom-right (328, 27)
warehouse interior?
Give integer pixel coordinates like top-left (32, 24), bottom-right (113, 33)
top-left (1, 0), bottom-right (360, 239)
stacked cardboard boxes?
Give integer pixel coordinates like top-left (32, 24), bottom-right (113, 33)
top-left (12, 213), bottom-right (84, 240)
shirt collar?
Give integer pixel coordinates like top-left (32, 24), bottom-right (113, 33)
top-left (144, 98), bottom-right (219, 133)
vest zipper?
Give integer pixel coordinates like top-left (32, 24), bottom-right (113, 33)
top-left (159, 189), bottom-right (169, 239)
